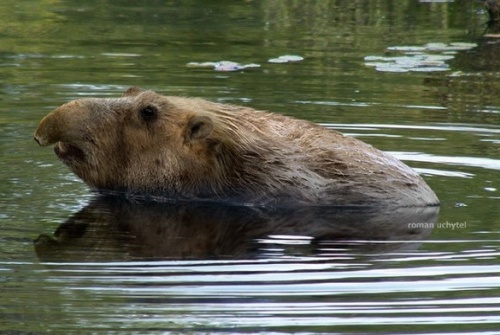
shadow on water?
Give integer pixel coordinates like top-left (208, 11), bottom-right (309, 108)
top-left (34, 196), bottom-right (439, 262)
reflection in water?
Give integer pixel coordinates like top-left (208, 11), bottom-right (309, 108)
top-left (426, 34), bottom-right (500, 118)
top-left (35, 196), bottom-right (439, 262)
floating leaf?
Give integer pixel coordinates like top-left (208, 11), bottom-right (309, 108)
top-left (364, 56), bottom-right (393, 61)
top-left (186, 62), bottom-right (217, 68)
top-left (281, 55), bottom-right (304, 62)
top-left (375, 66), bottom-right (409, 73)
top-left (268, 55), bottom-right (304, 63)
top-left (424, 42), bottom-right (448, 51)
top-left (410, 66), bottom-right (449, 72)
top-left (425, 42), bottom-right (477, 51)
top-left (425, 54), bottom-right (455, 61)
top-left (394, 57), bottom-right (423, 67)
top-left (268, 58), bottom-right (287, 63)
top-left (419, 60), bottom-right (446, 67)
top-left (366, 41), bottom-right (476, 73)
top-left (214, 61), bottom-right (245, 71)
top-left (242, 63), bottom-right (261, 69)
top-left (450, 42), bottom-right (478, 48)
top-left (187, 61), bottom-right (261, 72)
top-left (387, 46), bottom-right (425, 52)
top-left (364, 62), bottom-right (390, 67)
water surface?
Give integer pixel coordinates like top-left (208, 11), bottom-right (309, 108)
top-left (1, 1), bottom-right (500, 334)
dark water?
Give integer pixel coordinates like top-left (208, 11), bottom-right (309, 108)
top-left (1, 1), bottom-right (500, 334)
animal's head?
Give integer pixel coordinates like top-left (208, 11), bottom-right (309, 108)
top-left (34, 87), bottom-right (259, 197)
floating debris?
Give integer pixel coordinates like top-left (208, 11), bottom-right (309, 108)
top-left (101, 53), bottom-right (141, 57)
top-left (410, 66), bottom-right (450, 72)
top-left (425, 42), bottom-right (477, 51)
top-left (386, 46), bottom-right (426, 52)
top-left (268, 55), bottom-right (304, 63)
top-left (186, 61), bottom-right (261, 72)
top-left (187, 55), bottom-right (304, 71)
top-left (365, 42), bottom-right (477, 73)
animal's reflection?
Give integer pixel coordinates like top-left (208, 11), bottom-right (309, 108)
top-left (35, 196), bottom-right (439, 261)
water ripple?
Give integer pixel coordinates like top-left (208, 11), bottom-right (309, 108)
top-left (321, 123), bottom-right (500, 134)
top-left (391, 152), bottom-right (500, 171)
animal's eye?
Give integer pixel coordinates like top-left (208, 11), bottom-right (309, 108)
top-left (140, 105), bottom-right (158, 121)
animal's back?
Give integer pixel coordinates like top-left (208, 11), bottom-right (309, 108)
top-left (174, 98), bottom-right (438, 207)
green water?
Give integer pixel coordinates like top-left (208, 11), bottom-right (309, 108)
top-left (1, 1), bottom-right (500, 334)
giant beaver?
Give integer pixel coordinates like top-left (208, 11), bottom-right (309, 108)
top-left (34, 87), bottom-right (439, 207)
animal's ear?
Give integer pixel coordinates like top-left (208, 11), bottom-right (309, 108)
top-left (123, 87), bottom-right (144, 97)
top-left (186, 115), bottom-right (214, 142)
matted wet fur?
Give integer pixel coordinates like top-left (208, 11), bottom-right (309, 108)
top-left (34, 87), bottom-right (439, 207)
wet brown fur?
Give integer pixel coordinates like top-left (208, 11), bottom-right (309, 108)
top-left (34, 88), bottom-right (439, 207)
